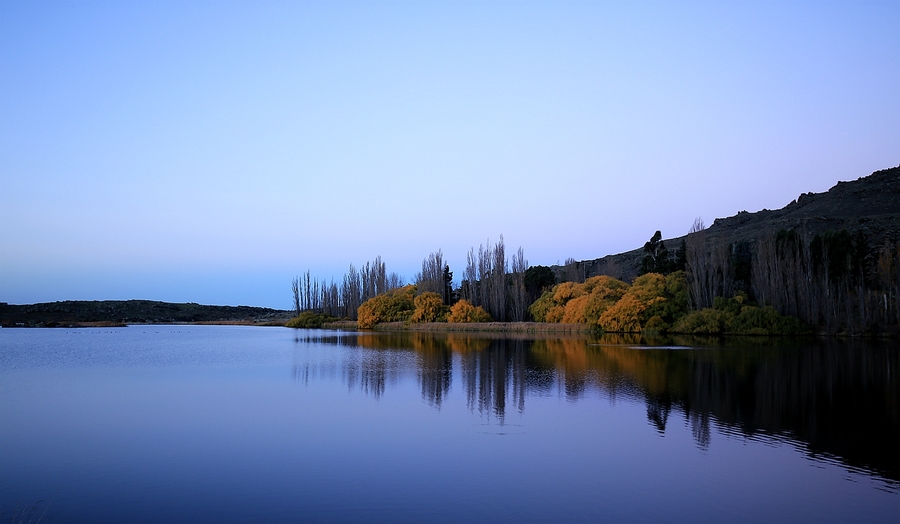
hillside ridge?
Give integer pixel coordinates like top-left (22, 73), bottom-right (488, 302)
top-left (0, 299), bottom-right (292, 327)
top-left (566, 164), bottom-right (900, 282)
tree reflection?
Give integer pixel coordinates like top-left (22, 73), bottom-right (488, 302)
top-left (646, 395), bottom-right (672, 434)
top-left (416, 336), bottom-right (452, 408)
top-left (457, 339), bottom-right (528, 422)
top-left (690, 411), bottom-right (711, 450)
top-left (310, 331), bottom-right (900, 484)
top-left (346, 349), bottom-right (390, 399)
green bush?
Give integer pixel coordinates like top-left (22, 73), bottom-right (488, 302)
top-left (671, 308), bottom-right (729, 334)
top-left (643, 315), bottom-right (668, 333)
top-left (528, 289), bottom-right (557, 322)
top-left (286, 311), bottom-right (338, 328)
top-left (671, 293), bottom-right (807, 335)
top-left (730, 305), bottom-right (807, 335)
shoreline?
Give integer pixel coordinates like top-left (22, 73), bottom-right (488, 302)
top-left (321, 320), bottom-right (596, 333)
top-left (309, 320), bottom-right (900, 338)
top-left (5, 319), bottom-right (897, 338)
top-left (1, 319), bottom-right (293, 328)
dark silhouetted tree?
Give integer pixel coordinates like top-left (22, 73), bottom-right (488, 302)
top-left (443, 264), bottom-right (454, 305)
top-left (524, 265), bottom-right (556, 303)
top-left (641, 231), bottom-right (671, 275)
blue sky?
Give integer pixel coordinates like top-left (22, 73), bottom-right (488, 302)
top-left (2, 1), bottom-right (898, 309)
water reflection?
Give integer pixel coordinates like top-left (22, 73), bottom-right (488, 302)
top-left (297, 330), bottom-right (900, 486)
top-left (459, 338), bottom-right (528, 421)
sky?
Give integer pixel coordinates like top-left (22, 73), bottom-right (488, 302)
top-left (2, 1), bottom-right (899, 310)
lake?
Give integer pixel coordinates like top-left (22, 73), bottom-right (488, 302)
top-left (1, 326), bottom-right (898, 523)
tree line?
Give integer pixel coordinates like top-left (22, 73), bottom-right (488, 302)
top-left (292, 222), bottom-right (900, 335)
top-left (682, 217), bottom-right (900, 334)
top-left (292, 256), bottom-right (403, 320)
top-left (457, 236), bottom-right (528, 322)
top-left (293, 236), bottom-right (545, 325)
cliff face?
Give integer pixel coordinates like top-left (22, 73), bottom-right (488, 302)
top-left (707, 164), bottom-right (900, 244)
top-left (570, 165), bottom-right (900, 282)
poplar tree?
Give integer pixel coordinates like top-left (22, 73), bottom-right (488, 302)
top-left (416, 250), bottom-right (446, 301)
top-left (509, 247), bottom-right (528, 321)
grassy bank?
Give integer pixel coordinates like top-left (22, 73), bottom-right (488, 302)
top-left (318, 320), bottom-right (595, 333)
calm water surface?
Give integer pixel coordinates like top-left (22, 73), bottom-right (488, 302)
top-left (1, 326), bottom-right (898, 523)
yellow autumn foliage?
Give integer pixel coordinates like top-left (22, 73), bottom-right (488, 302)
top-left (447, 300), bottom-right (493, 323)
top-left (410, 292), bottom-right (450, 323)
top-left (629, 273), bottom-right (666, 302)
top-left (598, 294), bottom-right (648, 332)
top-left (544, 304), bottom-right (566, 323)
top-left (529, 272), bottom-right (689, 332)
top-left (528, 290), bottom-right (557, 322)
top-left (597, 274), bottom-right (670, 332)
top-left (530, 275), bottom-right (629, 323)
top-left (581, 276), bottom-right (629, 323)
top-left (553, 282), bottom-right (585, 303)
top-left (357, 285), bottom-right (416, 328)
top-left (583, 275), bottom-right (630, 299)
top-left (561, 295), bottom-right (591, 323)
top-left (446, 334), bottom-right (492, 352)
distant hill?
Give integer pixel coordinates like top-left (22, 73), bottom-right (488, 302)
top-left (564, 164), bottom-right (900, 282)
top-left (0, 300), bottom-right (293, 327)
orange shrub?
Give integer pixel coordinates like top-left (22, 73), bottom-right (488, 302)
top-left (534, 275), bottom-right (630, 324)
top-left (561, 295), bottom-right (591, 323)
top-left (447, 300), bottom-right (493, 323)
top-left (410, 292), bottom-right (450, 323)
top-left (599, 294), bottom-right (647, 332)
top-left (357, 285), bottom-right (416, 328)
top-left (552, 282), bottom-right (584, 303)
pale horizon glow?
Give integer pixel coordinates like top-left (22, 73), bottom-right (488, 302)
top-left (2, 1), bottom-right (898, 309)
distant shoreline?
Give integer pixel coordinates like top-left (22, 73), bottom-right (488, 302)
top-left (0, 300), bottom-right (292, 328)
top-left (1, 320), bottom-right (290, 328)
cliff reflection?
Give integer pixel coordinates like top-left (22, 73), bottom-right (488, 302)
top-left (301, 331), bottom-right (899, 484)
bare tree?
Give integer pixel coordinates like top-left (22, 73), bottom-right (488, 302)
top-left (597, 257), bottom-right (622, 280)
top-left (685, 219), bottom-right (714, 310)
top-left (478, 242), bottom-right (493, 312)
top-left (304, 271), bottom-right (312, 311)
top-left (881, 243), bottom-right (898, 325)
top-left (341, 264), bottom-right (361, 319)
top-left (462, 248), bottom-right (478, 305)
top-left (894, 242), bottom-right (900, 326)
top-left (458, 236), bottom-right (514, 320)
top-left (360, 262), bottom-right (369, 300)
top-left (294, 256), bottom-right (400, 320)
top-left (712, 242), bottom-right (733, 300)
top-left (387, 272), bottom-right (404, 290)
top-left (563, 257), bottom-right (584, 283)
top-left (490, 236), bottom-right (508, 321)
top-left (372, 256), bottom-right (387, 296)
top-left (509, 246), bottom-right (528, 321)
top-left (291, 277), bottom-right (300, 316)
top-left (416, 250), bottom-right (446, 300)
top-left (322, 280), bottom-right (339, 316)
